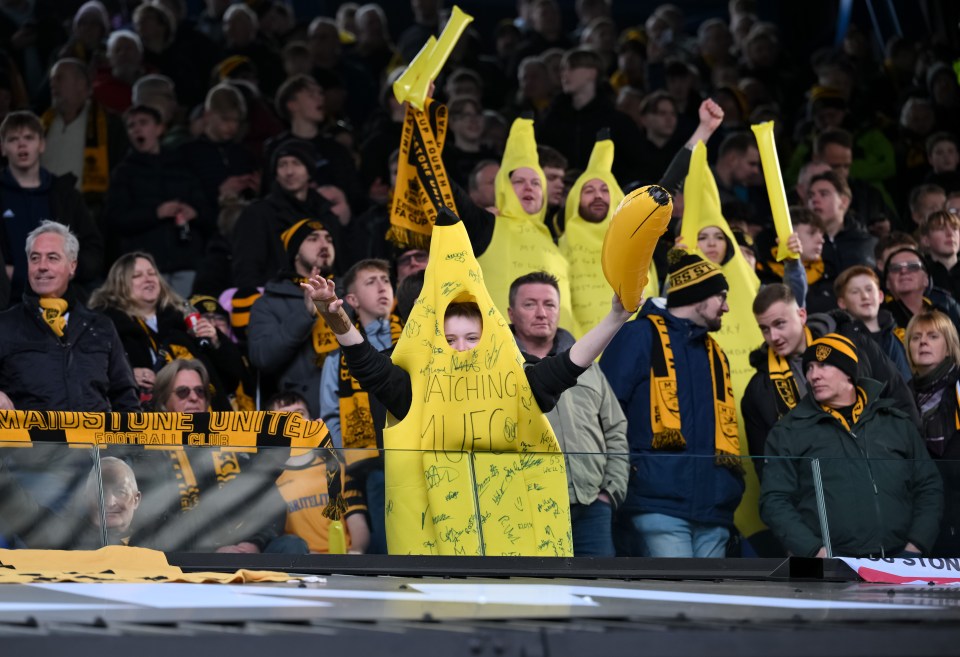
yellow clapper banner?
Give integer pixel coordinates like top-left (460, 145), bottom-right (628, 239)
top-left (751, 121), bottom-right (798, 262)
top-left (680, 142), bottom-right (767, 541)
top-left (387, 6), bottom-right (473, 249)
top-left (384, 209), bottom-right (573, 556)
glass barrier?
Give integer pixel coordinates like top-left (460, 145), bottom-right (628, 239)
top-left (0, 441), bottom-right (103, 550)
top-left (811, 456), bottom-right (958, 560)
top-left (3, 425), bottom-right (957, 560)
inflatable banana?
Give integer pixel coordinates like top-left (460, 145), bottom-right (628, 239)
top-left (601, 185), bottom-right (673, 312)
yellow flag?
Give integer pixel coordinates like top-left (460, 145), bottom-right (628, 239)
top-left (680, 141), bottom-right (766, 538)
top-left (752, 121), bottom-right (798, 262)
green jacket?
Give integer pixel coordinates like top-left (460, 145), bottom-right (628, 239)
top-left (760, 379), bottom-right (943, 557)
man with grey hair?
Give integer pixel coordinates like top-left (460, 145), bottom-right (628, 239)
top-left (40, 58), bottom-right (127, 197)
top-left (0, 221), bottom-right (139, 412)
top-left (93, 30), bottom-right (147, 115)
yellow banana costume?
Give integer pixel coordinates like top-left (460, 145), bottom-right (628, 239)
top-left (680, 141), bottom-right (766, 539)
top-left (601, 185), bottom-right (674, 312)
top-left (559, 140), bottom-right (626, 331)
top-left (384, 211), bottom-right (573, 556)
top-left (477, 119), bottom-right (580, 336)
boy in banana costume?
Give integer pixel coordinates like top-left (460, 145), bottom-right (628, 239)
top-left (302, 208), bottom-right (632, 556)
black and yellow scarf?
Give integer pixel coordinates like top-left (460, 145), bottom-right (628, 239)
top-left (387, 98), bottom-right (454, 249)
top-left (338, 314), bottom-right (403, 467)
top-left (648, 314), bottom-right (742, 470)
top-left (884, 294), bottom-right (933, 345)
top-left (767, 326), bottom-right (814, 417)
top-left (41, 102), bottom-right (110, 194)
top-left (762, 248), bottom-right (824, 285)
top-left (821, 385), bottom-right (867, 432)
top-left (38, 298), bottom-right (68, 337)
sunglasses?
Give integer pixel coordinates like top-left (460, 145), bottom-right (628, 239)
top-left (397, 252), bottom-right (429, 267)
top-left (888, 262), bottom-right (924, 274)
top-left (173, 386), bottom-right (207, 400)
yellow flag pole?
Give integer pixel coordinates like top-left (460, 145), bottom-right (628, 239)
top-left (751, 121), bottom-right (798, 262)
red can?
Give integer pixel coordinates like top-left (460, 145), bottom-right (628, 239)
top-left (184, 311), bottom-right (202, 334)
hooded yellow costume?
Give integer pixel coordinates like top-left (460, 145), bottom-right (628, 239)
top-left (559, 140), bottom-right (630, 332)
top-left (476, 119), bottom-right (580, 336)
top-left (384, 210), bottom-right (573, 556)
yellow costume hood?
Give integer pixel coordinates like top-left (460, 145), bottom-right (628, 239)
top-left (480, 118), bottom-right (579, 335)
top-left (559, 140), bottom-right (627, 331)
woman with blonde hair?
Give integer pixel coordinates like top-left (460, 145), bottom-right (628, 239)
top-left (906, 309), bottom-right (960, 555)
top-left (90, 252), bottom-right (244, 410)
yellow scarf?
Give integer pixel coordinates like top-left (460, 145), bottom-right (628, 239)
top-left (384, 212), bottom-right (572, 556)
top-left (767, 326), bottom-right (814, 416)
top-left (821, 386), bottom-right (867, 432)
top-left (338, 314), bottom-right (403, 467)
top-left (38, 298), bottom-right (68, 337)
top-left (559, 139), bottom-right (625, 332)
top-left (387, 98), bottom-right (453, 249)
top-left (648, 314), bottom-right (742, 469)
top-left (477, 118), bottom-right (579, 335)
top-left (41, 103), bottom-right (110, 194)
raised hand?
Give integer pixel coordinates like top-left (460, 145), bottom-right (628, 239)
top-left (698, 98), bottom-right (724, 132)
top-left (300, 274), bottom-right (354, 337)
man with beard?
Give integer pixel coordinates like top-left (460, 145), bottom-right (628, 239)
top-left (231, 139), bottom-right (343, 288)
top-left (600, 250), bottom-right (745, 557)
top-left (247, 218), bottom-right (338, 419)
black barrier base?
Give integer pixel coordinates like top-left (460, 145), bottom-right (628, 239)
top-left (167, 552), bottom-right (861, 581)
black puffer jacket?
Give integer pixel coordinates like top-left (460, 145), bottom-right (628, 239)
top-left (0, 295), bottom-right (139, 411)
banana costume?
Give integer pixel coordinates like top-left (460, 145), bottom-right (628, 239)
top-left (384, 210), bottom-right (573, 556)
top-left (477, 119), bottom-right (580, 336)
top-left (559, 140), bottom-right (626, 332)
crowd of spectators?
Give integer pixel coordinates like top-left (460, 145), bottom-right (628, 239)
top-left (0, 0), bottom-right (959, 558)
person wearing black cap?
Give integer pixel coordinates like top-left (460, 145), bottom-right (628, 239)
top-left (761, 333), bottom-right (942, 558)
top-left (231, 137), bottom-right (343, 289)
top-left (247, 218), bottom-right (338, 419)
top-left (600, 249), bottom-right (745, 558)
top-left (263, 73), bottom-right (363, 212)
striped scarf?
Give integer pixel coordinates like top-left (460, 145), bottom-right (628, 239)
top-left (767, 326), bottom-right (814, 416)
top-left (648, 314), bottom-right (742, 470)
top-left (338, 314), bottom-right (403, 467)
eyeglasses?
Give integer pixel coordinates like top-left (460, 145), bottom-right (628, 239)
top-left (173, 386), bottom-right (207, 400)
top-left (397, 252), bottom-right (429, 267)
top-left (888, 262), bottom-right (924, 274)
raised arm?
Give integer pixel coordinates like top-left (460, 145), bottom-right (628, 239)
top-left (569, 295), bottom-right (635, 367)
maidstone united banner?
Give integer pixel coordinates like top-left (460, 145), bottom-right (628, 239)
top-left (0, 410), bottom-right (327, 451)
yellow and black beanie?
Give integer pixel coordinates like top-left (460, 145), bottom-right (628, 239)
top-left (281, 218), bottom-right (327, 266)
top-left (229, 286), bottom-right (262, 331)
top-left (666, 248), bottom-right (729, 308)
top-left (190, 294), bottom-right (228, 319)
top-left (802, 333), bottom-right (859, 382)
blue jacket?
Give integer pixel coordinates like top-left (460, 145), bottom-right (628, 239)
top-left (600, 299), bottom-right (745, 526)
